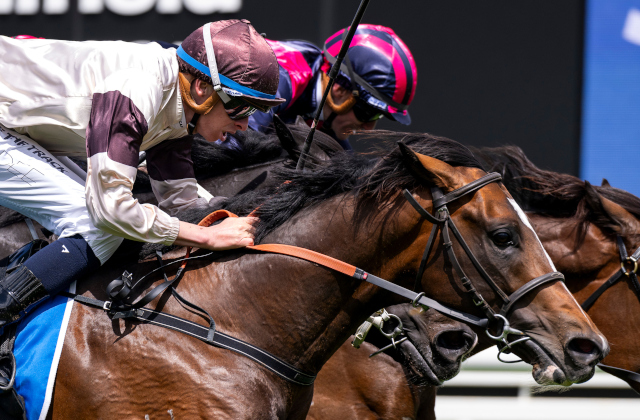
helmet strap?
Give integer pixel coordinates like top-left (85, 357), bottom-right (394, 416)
top-left (319, 111), bottom-right (339, 140)
top-left (324, 111), bottom-right (337, 129)
top-left (187, 113), bottom-right (201, 135)
top-left (178, 73), bottom-right (219, 115)
top-left (321, 72), bottom-right (356, 115)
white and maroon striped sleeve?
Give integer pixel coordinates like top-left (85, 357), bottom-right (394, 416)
top-left (85, 72), bottom-right (180, 245)
top-left (145, 136), bottom-right (208, 216)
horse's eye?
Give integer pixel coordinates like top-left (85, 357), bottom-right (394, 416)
top-left (492, 231), bottom-right (514, 246)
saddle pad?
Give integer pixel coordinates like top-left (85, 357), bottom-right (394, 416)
top-left (13, 282), bottom-right (76, 420)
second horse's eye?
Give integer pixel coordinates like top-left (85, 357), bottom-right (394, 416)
top-left (492, 231), bottom-right (514, 246)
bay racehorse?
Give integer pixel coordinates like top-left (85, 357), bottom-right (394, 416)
top-left (309, 145), bottom-right (640, 419)
top-left (43, 133), bottom-right (607, 418)
top-left (0, 122), bottom-right (477, 403)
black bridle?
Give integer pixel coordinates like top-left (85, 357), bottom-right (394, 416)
top-left (581, 235), bottom-right (640, 311)
top-left (401, 172), bottom-right (565, 361)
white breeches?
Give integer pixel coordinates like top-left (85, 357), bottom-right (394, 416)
top-left (0, 125), bottom-right (122, 265)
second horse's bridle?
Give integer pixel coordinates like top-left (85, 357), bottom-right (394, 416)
top-left (581, 235), bottom-right (640, 311)
top-left (576, 235), bottom-right (640, 387)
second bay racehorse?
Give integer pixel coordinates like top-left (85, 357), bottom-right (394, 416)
top-left (310, 145), bottom-right (640, 419)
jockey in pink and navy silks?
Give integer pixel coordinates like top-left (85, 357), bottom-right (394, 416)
top-left (248, 25), bottom-right (418, 150)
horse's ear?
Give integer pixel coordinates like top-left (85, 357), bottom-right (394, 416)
top-left (398, 142), bottom-right (462, 190)
top-left (583, 181), bottom-right (617, 229)
top-left (584, 181), bottom-right (640, 234)
top-left (599, 196), bottom-right (640, 236)
top-left (601, 178), bottom-right (611, 187)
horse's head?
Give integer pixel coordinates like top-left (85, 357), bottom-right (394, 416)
top-left (369, 303), bottom-right (477, 386)
top-left (397, 143), bottom-right (608, 386)
top-left (529, 181), bottom-right (640, 392)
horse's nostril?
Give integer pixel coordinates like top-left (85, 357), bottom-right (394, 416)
top-left (566, 337), bottom-right (602, 367)
top-left (569, 338), bottom-right (596, 355)
top-left (437, 331), bottom-right (471, 351)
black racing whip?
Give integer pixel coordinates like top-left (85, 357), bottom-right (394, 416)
top-left (295, 0), bottom-right (371, 171)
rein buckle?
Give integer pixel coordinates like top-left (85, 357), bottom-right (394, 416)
top-left (621, 257), bottom-right (639, 276)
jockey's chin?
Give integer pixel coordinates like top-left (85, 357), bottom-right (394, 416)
top-left (331, 111), bottom-right (378, 140)
top-left (197, 103), bottom-right (248, 142)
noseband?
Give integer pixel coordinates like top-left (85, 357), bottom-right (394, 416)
top-left (402, 172), bottom-right (565, 361)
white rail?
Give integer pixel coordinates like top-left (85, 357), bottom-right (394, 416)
top-left (435, 348), bottom-right (640, 420)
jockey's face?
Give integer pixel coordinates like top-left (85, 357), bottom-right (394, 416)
top-left (324, 85), bottom-right (378, 141)
top-left (187, 77), bottom-right (249, 142)
top-left (197, 101), bottom-right (249, 143)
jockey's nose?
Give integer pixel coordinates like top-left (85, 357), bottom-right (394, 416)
top-left (361, 121), bottom-right (377, 131)
top-left (235, 117), bottom-right (249, 131)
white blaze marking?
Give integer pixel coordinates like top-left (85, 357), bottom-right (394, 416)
top-left (508, 200), bottom-right (605, 332)
top-left (507, 198), bottom-right (556, 270)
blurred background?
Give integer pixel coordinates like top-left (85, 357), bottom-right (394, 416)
top-left (2, 1), bottom-right (640, 415)
top-left (1, 1), bottom-right (639, 189)
top-left (1, 0), bottom-right (586, 174)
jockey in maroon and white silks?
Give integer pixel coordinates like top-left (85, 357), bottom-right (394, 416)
top-left (0, 20), bottom-right (283, 355)
top-left (249, 25), bottom-right (418, 150)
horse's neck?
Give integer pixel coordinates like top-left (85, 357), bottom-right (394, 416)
top-left (183, 195), bottom-right (417, 373)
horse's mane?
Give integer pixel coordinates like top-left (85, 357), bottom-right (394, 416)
top-left (132, 130), bottom-right (286, 193)
top-left (171, 131), bottom-right (483, 245)
top-left (473, 146), bottom-right (640, 248)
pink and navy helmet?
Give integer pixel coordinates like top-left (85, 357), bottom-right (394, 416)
top-left (12, 35), bottom-right (43, 39)
top-left (323, 24), bottom-right (417, 125)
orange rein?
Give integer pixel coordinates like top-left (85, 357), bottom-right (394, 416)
top-left (180, 210), bottom-right (357, 277)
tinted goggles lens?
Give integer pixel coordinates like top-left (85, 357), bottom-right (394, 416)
top-left (352, 100), bottom-right (384, 123)
top-left (225, 104), bottom-right (258, 120)
top-left (219, 94), bottom-right (271, 120)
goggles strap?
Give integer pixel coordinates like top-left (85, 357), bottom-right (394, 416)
top-left (178, 73), bottom-right (219, 115)
top-left (321, 72), bottom-right (356, 115)
top-left (202, 23), bottom-right (232, 104)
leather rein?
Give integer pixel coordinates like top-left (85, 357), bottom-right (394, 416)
top-left (62, 171), bottom-right (566, 384)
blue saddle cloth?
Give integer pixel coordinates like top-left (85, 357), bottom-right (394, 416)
top-left (12, 283), bottom-right (75, 420)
